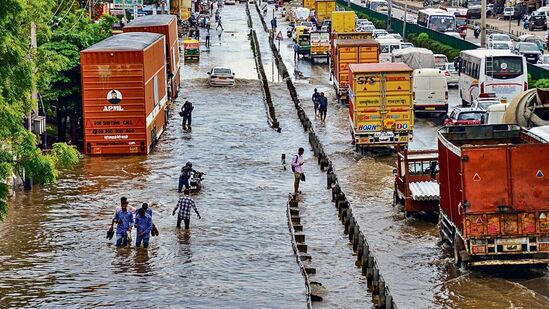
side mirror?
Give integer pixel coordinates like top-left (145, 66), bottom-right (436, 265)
top-left (232, 73), bottom-right (235, 75)
top-left (207, 72), bottom-right (211, 75)
top-left (392, 168), bottom-right (397, 176)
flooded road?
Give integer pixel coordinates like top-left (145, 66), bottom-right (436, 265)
top-left (0, 5), bottom-right (307, 308)
top-left (261, 3), bottom-right (549, 308)
top-left (0, 2), bottom-right (548, 309)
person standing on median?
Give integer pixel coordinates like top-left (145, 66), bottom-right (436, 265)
top-left (319, 92), bottom-right (328, 123)
top-left (312, 88), bottom-right (321, 118)
top-left (173, 189), bottom-right (201, 229)
top-left (291, 147), bottom-right (305, 196)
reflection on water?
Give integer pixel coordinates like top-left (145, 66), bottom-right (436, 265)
top-left (0, 5), bottom-right (305, 308)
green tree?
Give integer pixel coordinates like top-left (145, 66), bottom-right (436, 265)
top-left (0, 0), bottom-right (108, 219)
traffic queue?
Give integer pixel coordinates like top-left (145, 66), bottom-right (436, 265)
top-left (284, 0), bottom-right (549, 268)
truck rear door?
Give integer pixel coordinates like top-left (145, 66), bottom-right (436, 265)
top-left (352, 72), bottom-right (383, 135)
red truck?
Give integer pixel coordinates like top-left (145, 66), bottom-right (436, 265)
top-left (393, 147), bottom-right (440, 217)
top-left (438, 124), bottom-right (549, 267)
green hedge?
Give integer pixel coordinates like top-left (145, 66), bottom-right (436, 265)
top-left (408, 33), bottom-right (461, 61)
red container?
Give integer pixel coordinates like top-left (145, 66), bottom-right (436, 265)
top-left (437, 125), bottom-right (549, 266)
top-left (81, 32), bottom-right (168, 155)
top-left (124, 15), bottom-right (180, 102)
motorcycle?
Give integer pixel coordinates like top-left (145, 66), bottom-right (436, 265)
top-left (189, 171), bottom-right (205, 193)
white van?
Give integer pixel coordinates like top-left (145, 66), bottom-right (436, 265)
top-left (485, 103), bottom-right (508, 124)
top-left (534, 6), bottom-right (549, 19)
top-left (377, 37), bottom-right (401, 63)
top-left (413, 68), bottom-right (448, 116)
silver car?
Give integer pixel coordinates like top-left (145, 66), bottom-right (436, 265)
top-left (208, 67), bottom-right (236, 86)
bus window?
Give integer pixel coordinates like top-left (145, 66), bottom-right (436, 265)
top-left (486, 57), bottom-right (523, 79)
top-left (429, 16), bottom-right (455, 32)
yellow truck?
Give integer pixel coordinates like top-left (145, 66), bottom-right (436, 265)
top-left (348, 63), bottom-right (414, 148)
top-left (331, 11), bottom-right (356, 33)
top-left (304, 0), bottom-right (316, 9)
top-left (310, 31), bottom-right (330, 63)
top-left (332, 39), bottom-right (380, 105)
top-left (315, 0), bottom-right (336, 23)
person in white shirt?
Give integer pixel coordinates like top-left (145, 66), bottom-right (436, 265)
top-left (291, 147), bottom-right (305, 195)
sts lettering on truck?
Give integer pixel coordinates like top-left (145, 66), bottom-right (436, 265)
top-left (348, 63), bottom-right (414, 149)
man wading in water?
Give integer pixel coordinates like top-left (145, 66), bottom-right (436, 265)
top-left (111, 197), bottom-right (134, 247)
top-left (291, 147), bottom-right (305, 196)
top-left (173, 189), bottom-right (201, 229)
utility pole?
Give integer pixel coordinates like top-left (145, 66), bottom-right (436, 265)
top-left (387, 0), bottom-right (392, 32)
top-left (481, 0), bottom-right (486, 47)
top-left (30, 22), bottom-right (37, 133)
top-left (403, 0), bottom-right (408, 39)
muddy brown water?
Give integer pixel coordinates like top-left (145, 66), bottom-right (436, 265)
top-left (264, 4), bottom-right (549, 309)
top-left (1, 3), bottom-right (548, 309)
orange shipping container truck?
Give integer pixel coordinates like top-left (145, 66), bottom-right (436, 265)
top-left (81, 32), bottom-right (168, 155)
top-left (438, 125), bottom-right (549, 267)
top-left (332, 39), bottom-right (379, 104)
top-left (124, 15), bottom-right (181, 102)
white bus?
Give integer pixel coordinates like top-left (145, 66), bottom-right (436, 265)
top-left (458, 49), bottom-right (528, 106)
top-left (417, 8), bottom-right (456, 32)
top-left (369, 0), bottom-right (389, 13)
top-left (376, 37), bottom-right (401, 63)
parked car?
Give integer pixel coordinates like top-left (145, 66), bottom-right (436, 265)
top-left (358, 24), bottom-right (376, 32)
top-left (387, 33), bottom-right (403, 41)
top-left (444, 106), bottom-right (486, 126)
top-left (401, 42), bottom-right (414, 49)
top-left (208, 67), bottom-right (235, 86)
top-left (489, 41), bottom-right (513, 50)
top-left (540, 54), bottom-right (549, 64)
top-left (471, 93), bottom-right (500, 110)
top-left (517, 34), bottom-right (546, 52)
top-left (442, 62), bottom-right (459, 86)
top-left (514, 42), bottom-right (542, 63)
top-left (372, 29), bottom-right (389, 39)
top-left (488, 33), bottom-right (513, 46)
top-left (528, 14), bottom-right (547, 31)
top-left (503, 7), bottom-right (514, 20)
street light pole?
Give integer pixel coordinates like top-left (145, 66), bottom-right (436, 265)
top-left (403, 0), bottom-right (408, 39)
top-left (387, 0), bottom-right (392, 32)
top-left (481, 0), bottom-right (486, 47)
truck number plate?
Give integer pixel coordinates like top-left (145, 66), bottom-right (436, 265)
top-left (375, 132), bottom-right (394, 141)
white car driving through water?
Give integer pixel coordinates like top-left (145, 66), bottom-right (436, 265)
top-left (208, 67), bottom-right (236, 86)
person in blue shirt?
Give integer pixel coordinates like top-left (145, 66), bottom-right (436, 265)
top-left (134, 208), bottom-right (153, 248)
top-left (318, 92), bottom-right (328, 123)
top-left (111, 197), bottom-right (134, 247)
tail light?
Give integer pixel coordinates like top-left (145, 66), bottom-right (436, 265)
top-left (480, 82), bottom-right (484, 94)
top-left (445, 91), bottom-right (448, 100)
top-left (444, 71), bottom-right (450, 77)
top-left (524, 82), bottom-right (528, 91)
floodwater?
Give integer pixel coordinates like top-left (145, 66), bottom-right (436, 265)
top-left (267, 3), bottom-right (549, 309)
top-left (0, 5), bottom-right (307, 308)
top-left (1, 3), bottom-right (548, 309)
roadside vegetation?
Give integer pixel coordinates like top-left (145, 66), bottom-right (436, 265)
top-left (0, 0), bottom-right (115, 218)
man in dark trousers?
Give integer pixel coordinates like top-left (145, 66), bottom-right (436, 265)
top-left (216, 16), bottom-right (223, 31)
top-left (311, 88), bottom-right (320, 118)
top-left (205, 30), bottom-right (210, 47)
top-left (134, 208), bottom-right (152, 248)
top-left (181, 100), bottom-right (194, 130)
top-left (319, 92), bottom-right (328, 123)
top-left (173, 189), bottom-right (201, 229)
top-left (178, 162), bottom-right (196, 193)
